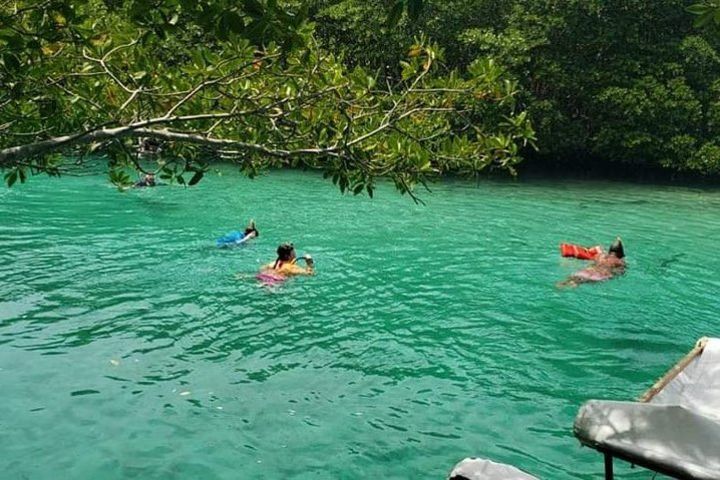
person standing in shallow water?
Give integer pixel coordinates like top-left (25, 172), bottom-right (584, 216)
top-left (558, 237), bottom-right (626, 288)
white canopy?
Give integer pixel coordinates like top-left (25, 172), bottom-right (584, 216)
top-left (447, 457), bottom-right (538, 480)
top-left (651, 337), bottom-right (720, 418)
top-left (575, 337), bottom-right (720, 479)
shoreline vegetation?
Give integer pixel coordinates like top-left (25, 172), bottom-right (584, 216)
top-left (2, 1), bottom-right (720, 194)
top-left (22, 154), bottom-right (720, 194)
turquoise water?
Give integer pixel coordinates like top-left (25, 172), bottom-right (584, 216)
top-left (1, 168), bottom-right (719, 479)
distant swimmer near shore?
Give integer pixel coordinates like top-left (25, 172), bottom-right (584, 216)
top-left (134, 173), bottom-right (157, 188)
top-left (256, 243), bottom-right (314, 285)
top-left (216, 220), bottom-right (259, 247)
top-left (557, 237), bottom-right (626, 288)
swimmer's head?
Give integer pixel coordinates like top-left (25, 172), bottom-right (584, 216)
top-left (609, 237), bottom-right (624, 259)
top-left (276, 243), bottom-right (295, 262)
top-left (244, 219), bottom-right (259, 237)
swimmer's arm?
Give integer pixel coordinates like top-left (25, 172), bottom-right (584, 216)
top-left (287, 263), bottom-right (314, 276)
top-left (236, 231), bottom-right (256, 244)
top-left (556, 279), bottom-right (578, 288)
top-left (302, 256), bottom-right (315, 275)
top-left (285, 257), bottom-right (314, 275)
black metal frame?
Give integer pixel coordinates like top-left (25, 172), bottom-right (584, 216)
top-left (597, 447), bottom-right (697, 480)
top-left (604, 452), bottom-right (613, 480)
top-left (582, 339), bottom-right (711, 480)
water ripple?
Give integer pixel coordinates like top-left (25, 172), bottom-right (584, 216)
top-left (1, 171), bottom-right (720, 479)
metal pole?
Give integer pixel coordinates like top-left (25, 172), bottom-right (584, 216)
top-left (604, 453), bottom-right (614, 480)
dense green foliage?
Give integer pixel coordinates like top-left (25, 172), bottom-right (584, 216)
top-left (688, 2), bottom-right (720, 28)
top-left (0, 0), bottom-right (533, 195)
top-left (3, 0), bottom-right (719, 189)
top-left (313, 0), bottom-right (720, 175)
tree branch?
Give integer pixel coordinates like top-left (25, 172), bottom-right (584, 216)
top-left (82, 39), bottom-right (139, 94)
top-left (0, 123), bottom-right (339, 166)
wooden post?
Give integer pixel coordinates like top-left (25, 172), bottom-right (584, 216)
top-left (639, 337), bottom-right (709, 403)
top-left (604, 452), bottom-right (614, 480)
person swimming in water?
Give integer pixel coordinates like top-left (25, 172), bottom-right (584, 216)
top-left (558, 237), bottom-right (625, 288)
top-left (258, 243), bottom-right (314, 279)
top-left (134, 173), bottom-right (156, 188)
top-left (216, 220), bottom-right (259, 247)
top-left (242, 220), bottom-right (259, 241)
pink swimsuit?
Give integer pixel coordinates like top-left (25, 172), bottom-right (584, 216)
top-left (572, 268), bottom-right (612, 282)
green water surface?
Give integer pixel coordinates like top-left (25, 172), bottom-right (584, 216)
top-left (1, 169), bottom-right (719, 479)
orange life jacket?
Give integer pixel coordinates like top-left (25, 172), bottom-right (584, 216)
top-left (560, 243), bottom-right (602, 260)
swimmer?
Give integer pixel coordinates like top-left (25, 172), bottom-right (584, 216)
top-left (242, 219), bottom-right (259, 241)
top-left (216, 219), bottom-right (259, 247)
top-left (558, 237), bottom-right (625, 288)
top-left (259, 243), bottom-right (314, 278)
top-left (134, 173), bottom-right (156, 188)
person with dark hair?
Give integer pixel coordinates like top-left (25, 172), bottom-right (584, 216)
top-left (259, 243), bottom-right (314, 278)
top-left (607, 237), bottom-right (624, 259)
top-left (243, 220), bottom-right (259, 239)
top-left (558, 237), bottom-right (626, 287)
top-left (216, 219), bottom-right (259, 247)
top-left (134, 173), bottom-right (156, 188)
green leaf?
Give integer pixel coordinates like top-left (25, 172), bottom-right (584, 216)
top-left (2, 53), bottom-right (20, 71)
top-left (0, 32), bottom-right (24, 50)
top-left (222, 11), bottom-right (244, 34)
top-left (130, 1), bottom-right (151, 20)
top-left (243, 0), bottom-right (265, 18)
top-left (188, 171), bottom-right (204, 185)
top-left (386, 0), bottom-right (404, 28)
top-left (686, 4), bottom-right (712, 15)
top-left (694, 11), bottom-right (716, 27)
top-left (244, 19), bottom-right (267, 41)
top-left (407, 0), bottom-right (424, 21)
top-left (5, 170), bottom-right (18, 187)
top-left (400, 60), bottom-right (415, 80)
top-left (293, 3), bottom-right (309, 27)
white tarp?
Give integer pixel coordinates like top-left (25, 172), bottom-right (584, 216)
top-left (574, 338), bottom-right (720, 480)
top-left (651, 338), bottom-right (720, 419)
top-left (447, 457), bottom-right (538, 480)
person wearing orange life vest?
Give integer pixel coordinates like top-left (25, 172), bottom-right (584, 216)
top-left (558, 237), bottom-right (626, 288)
top-left (260, 243), bottom-right (314, 277)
